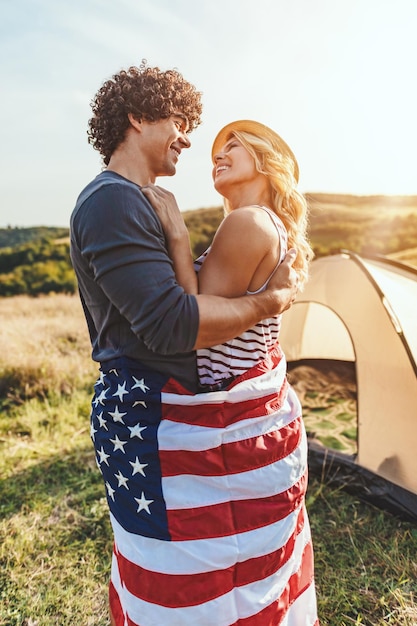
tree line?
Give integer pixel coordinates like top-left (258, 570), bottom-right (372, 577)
top-left (0, 236), bottom-right (75, 296)
top-left (1, 201), bottom-right (417, 296)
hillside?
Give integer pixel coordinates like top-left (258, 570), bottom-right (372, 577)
top-left (305, 194), bottom-right (417, 260)
top-left (1, 193), bottom-right (417, 296)
top-left (183, 193), bottom-right (417, 265)
top-left (0, 226), bottom-right (68, 249)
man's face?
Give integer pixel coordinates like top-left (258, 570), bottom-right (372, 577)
top-left (140, 114), bottom-right (191, 180)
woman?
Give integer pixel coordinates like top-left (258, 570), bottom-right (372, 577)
top-left (142, 119), bottom-right (319, 625)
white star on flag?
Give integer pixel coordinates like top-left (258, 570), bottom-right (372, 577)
top-left (96, 388), bottom-right (109, 406)
top-left (113, 381), bottom-right (129, 402)
top-left (132, 401), bottom-right (147, 408)
top-left (128, 423), bottom-right (147, 439)
top-left (96, 371), bottom-right (106, 386)
top-left (134, 492), bottom-right (154, 514)
top-left (97, 447), bottom-right (110, 466)
top-left (129, 456), bottom-right (148, 476)
top-left (131, 377), bottom-right (150, 393)
top-left (114, 470), bottom-right (129, 489)
top-left (90, 421), bottom-right (97, 440)
top-left (109, 406), bottom-right (127, 424)
top-left (110, 434), bottom-right (128, 453)
top-left (96, 411), bottom-right (108, 430)
top-left (105, 481), bottom-right (115, 501)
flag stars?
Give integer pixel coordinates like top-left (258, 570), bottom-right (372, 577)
top-left (90, 421), bottom-right (97, 441)
top-left (128, 423), bottom-right (147, 439)
top-left (129, 456), bottom-right (148, 477)
top-left (109, 406), bottom-right (127, 424)
top-left (96, 411), bottom-right (108, 430)
top-left (95, 370), bottom-right (106, 387)
top-left (131, 377), bottom-right (150, 393)
top-left (134, 492), bottom-right (154, 514)
top-left (110, 434), bottom-right (128, 453)
top-left (105, 482), bottom-right (115, 501)
top-left (132, 400), bottom-right (147, 409)
top-left (96, 388), bottom-right (109, 406)
top-left (97, 447), bottom-right (110, 466)
top-left (113, 381), bottom-right (129, 402)
top-left (114, 470), bottom-right (129, 489)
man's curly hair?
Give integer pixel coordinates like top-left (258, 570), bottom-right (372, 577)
top-left (87, 60), bottom-right (203, 165)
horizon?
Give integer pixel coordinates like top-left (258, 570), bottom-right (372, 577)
top-left (2, 190), bottom-right (417, 230)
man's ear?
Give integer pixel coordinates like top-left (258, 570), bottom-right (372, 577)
top-left (128, 113), bottom-right (142, 132)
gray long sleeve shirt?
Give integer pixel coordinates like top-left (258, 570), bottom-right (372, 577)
top-left (70, 171), bottom-right (200, 391)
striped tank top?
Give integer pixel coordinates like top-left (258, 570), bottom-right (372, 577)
top-left (195, 206), bottom-right (288, 389)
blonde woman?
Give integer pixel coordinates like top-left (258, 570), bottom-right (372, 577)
top-left (142, 120), bottom-right (319, 625)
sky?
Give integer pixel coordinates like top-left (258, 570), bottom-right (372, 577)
top-left (1, 0), bottom-right (417, 228)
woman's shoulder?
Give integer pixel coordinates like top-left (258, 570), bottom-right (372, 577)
top-left (221, 205), bottom-right (284, 239)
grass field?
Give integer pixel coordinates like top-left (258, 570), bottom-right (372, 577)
top-left (1, 295), bottom-right (416, 626)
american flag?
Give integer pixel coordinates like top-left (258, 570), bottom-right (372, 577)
top-left (90, 346), bottom-right (319, 626)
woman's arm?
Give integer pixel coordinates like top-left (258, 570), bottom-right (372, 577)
top-left (142, 185), bottom-right (282, 299)
top-left (197, 207), bottom-right (282, 297)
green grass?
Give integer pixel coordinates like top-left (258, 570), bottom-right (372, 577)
top-left (307, 481), bottom-right (417, 625)
top-left (0, 392), bottom-right (113, 626)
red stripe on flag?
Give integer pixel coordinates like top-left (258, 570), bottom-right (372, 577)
top-left (116, 508), bottom-right (306, 609)
top-left (161, 383), bottom-right (288, 429)
top-left (159, 417), bottom-right (302, 476)
top-left (234, 541), bottom-right (316, 626)
top-left (109, 577), bottom-right (124, 625)
top-left (167, 472), bottom-right (308, 541)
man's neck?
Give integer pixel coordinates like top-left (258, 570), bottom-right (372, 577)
top-left (106, 152), bottom-right (154, 187)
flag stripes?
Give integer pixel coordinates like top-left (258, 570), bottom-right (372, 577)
top-left (115, 507), bottom-right (306, 608)
top-left (92, 348), bottom-right (318, 625)
top-left (110, 515), bottom-right (316, 626)
top-left (159, 418), bottom-right (302, 476)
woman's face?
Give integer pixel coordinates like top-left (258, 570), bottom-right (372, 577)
top-left (212, 135), bottom-right (262, 197)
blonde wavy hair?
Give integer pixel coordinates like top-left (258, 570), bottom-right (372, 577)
top-left (219, 128), bottom-right (313, 289)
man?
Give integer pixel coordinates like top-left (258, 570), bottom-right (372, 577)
top-left (70, 62), bottom-right (303, 626)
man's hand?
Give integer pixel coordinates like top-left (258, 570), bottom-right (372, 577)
top-left (266, 248), bottom-right (299, 313)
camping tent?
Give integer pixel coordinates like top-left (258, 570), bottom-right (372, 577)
top-left (279, 251), bottom-right (417, 520)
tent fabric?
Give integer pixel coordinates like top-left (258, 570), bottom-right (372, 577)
top-left (279, 251), bottom-right (417, 516)
top-left (307, 442), bottom-right (417, 522)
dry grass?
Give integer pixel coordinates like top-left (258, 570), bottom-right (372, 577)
top-left (0, 294), bottom-right (97, 404)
